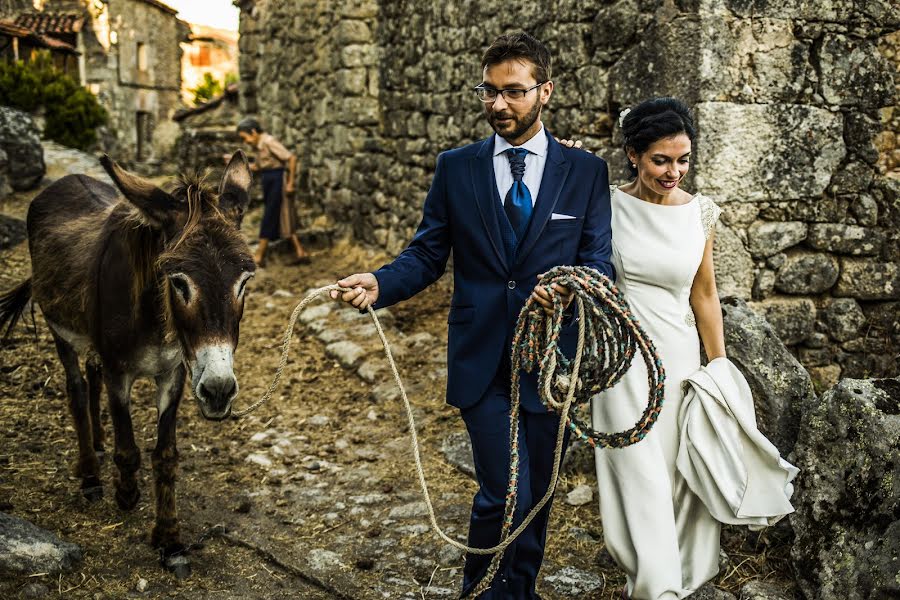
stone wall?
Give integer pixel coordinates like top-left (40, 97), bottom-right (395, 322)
top-left (238, 0), bottom-right (899, 383)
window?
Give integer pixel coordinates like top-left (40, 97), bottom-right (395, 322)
top-left (136, 42), bottom-right (148, 72)
top-left (136, 111), bottom-right (153, 161)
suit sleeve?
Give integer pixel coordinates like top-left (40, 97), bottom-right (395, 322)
top-left (372, 153), bottom-right (451, 309)
top-left (577, 158), bottom-right (615, 280)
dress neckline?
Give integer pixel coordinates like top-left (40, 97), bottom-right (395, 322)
top-left (614, 186), bottom-right (699, 208)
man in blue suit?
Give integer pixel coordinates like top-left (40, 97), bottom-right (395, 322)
top-left (332, 32), bottom-right (614, 599)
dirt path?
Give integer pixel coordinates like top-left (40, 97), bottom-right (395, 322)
top-left (0, 173), bottom-right (795, 599)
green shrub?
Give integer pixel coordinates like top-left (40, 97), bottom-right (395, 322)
top-left (0, 52), bottom-right (107, 150)
top-left (190, 72), bottom-right (237, 106)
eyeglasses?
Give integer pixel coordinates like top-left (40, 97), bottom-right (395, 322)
top-left (473, 82), bottom-right (546, 103)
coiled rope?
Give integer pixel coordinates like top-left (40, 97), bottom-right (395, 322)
top-left (231, 265), bottom-right (665, 597)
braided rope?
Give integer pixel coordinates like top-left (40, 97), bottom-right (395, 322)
top-left (470, 265), bottom-right (665, 595)
top-left (231, 267), bottom-right (665, 598)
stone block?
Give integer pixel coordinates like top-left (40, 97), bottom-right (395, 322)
top-left (747, 221), bottom-right (807, 258)
top-left (749, 297), bottom-right (816, 345)
top-left (693, 103), bottom-right (845, 203)
top-left (774, 252), bottom-right (839, 295)
top-left (834, 260), bottom-right (900, 300)
top-left (791, 377), bottom-right (900, 599)
top-left (829, 161), bottom-right (874, 195)
top-left (758, 197), bottom-right (849, 223)
top-left (819, 34), bottom-right (895, 109)
top-left (807, 223), bottom-right (883, 256)
top-left (341, 44), bottom-right (378, 68)
top-left (335, 69), bottom-right (368, 96)
top-left (822, 298), bottom-right (867, 342)
top-left (336, 19), bottom-right (372, 44)
top-left (713, 222), bottom-right (754, 300)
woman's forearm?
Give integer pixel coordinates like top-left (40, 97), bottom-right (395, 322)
top-left (692, 291), bottom-right (726, 360)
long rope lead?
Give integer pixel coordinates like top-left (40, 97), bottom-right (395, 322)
top-left (231, 266), bottom-right (665, 598)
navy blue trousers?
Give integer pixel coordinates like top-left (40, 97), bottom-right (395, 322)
top-left (460, 368), bottom-right (570, 599)
top-left (259, 168), bottom-right (285, 240)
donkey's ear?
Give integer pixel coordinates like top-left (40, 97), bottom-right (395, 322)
top-left (219, 150), bottom-right (252, 224)
top-left (100, 155), bottom-right (180, 228)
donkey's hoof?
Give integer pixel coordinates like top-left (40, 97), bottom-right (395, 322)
top-left (161, 552), bottom-right (191, 579)
top-left (81, 477), bottom-right (104, 502)
top-left (115, 486), bottom-right (140, 510)
top-left (81, 485), bottom-right (104, 503)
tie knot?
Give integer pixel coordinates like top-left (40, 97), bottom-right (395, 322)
top-left (505, 148), bottom-right (528, 182)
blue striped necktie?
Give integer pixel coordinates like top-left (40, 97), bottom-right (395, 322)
top-left (504, 147), bottom-right (532, 241)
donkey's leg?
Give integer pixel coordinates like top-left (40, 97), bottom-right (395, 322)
top-left (86, 353), bottom-right (105, 458)
top-left (151, 365), bottom-right (190, 577)
top-left (50, 330), bottom-right (102, 501)
top-left (105, 370), bottom-right (141, 510)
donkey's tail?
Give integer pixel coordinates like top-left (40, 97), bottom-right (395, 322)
top-left (0, 278), bottom-right (33, 339)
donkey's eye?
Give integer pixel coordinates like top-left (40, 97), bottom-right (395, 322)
top-left (236, 272), bottom-right (254, 298)
top-left (169, 275), bottom-right (191, 303)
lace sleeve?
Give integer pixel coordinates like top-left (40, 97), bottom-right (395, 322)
top-left (698, 195), bottom-right (721, 240)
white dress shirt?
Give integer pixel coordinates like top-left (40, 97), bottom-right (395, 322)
top-left (493, 124), bottom-right (548, 207)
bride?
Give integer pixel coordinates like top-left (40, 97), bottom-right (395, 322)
top-left (582, 97), bottom-right (796, 599)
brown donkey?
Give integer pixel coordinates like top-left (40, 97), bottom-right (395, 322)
top-left (0, 152), bottom-right (256, 577)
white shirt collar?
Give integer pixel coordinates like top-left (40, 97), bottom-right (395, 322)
top-left (493, 124), bottom-right (547, 157)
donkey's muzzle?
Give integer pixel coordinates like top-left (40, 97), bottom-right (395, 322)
top-left (197, 375), bottom-right (237, 420)
top-left (192, 343), bottom-right (238, 421)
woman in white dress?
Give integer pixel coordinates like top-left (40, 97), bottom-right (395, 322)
top-left (591, 98), bottom-right (726, 599)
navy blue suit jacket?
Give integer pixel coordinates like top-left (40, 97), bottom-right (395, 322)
top-left (373, 129), bottom-right (614, 412)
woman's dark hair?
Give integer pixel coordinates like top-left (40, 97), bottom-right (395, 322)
top-left (620, 97), bottom-right (695, 176)
top-left (481, 32), bottom-right (552, 84)
top-left (236, 117), bottom-right (263, 134)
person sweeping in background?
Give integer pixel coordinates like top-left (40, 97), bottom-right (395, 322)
top-left (236, 117), bottom-right (310, 266)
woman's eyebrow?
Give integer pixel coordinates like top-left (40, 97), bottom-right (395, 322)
top-left (651, 152), bottom-right (692, 159)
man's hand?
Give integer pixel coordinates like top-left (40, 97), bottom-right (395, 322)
top-left (531, 274), bottom-right (574, 317)
top-left (329, 273), bottom-right (379, 310)
top-left (554, 137), bottom-right (584, 149)
top-left (285, 180), bottom-right (295, 193)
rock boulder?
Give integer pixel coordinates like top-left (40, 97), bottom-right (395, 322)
top-left (790, 377), bottom-right (900, 599)
top-left (0, 512), bottom-right (82, 575)
top-left (0, 106), bottom-right (45, 194)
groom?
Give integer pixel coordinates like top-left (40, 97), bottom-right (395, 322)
top-left (331, 32), bottom-right (614, 599)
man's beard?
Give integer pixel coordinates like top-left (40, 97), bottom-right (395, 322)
top-left (487, 96), bottom-right (542, 142)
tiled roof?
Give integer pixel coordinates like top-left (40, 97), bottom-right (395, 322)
top-left (14, 12), bottom-right (84, 35)
top-left (0, 18), bottom-right (79, 54)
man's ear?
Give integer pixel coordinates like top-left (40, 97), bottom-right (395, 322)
top-left (219, 150), bottom-right (252, 224)
top-left (100, 155), bottom-right (181, 229)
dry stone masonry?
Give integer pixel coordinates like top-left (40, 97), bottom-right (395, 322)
top-left (237, 0), bottom-right (899, 385)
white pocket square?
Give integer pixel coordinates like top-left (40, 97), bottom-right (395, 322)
top-left (550, 213), bottom-right (577, 220)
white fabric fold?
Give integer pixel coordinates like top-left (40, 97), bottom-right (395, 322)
top-left (676, 357), bottom-right (798, 529)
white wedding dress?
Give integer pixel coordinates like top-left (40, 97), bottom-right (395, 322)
top-left (591, 185), bottom-right (723, 599)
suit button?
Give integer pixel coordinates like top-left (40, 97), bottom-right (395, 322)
top-left (507, 280), bottom-right (516, 289)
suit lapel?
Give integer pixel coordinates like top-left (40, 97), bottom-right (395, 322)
top-left (515, 131), bottom-right (571, 266)
top-left (470, 136), bottom-right (508, 270)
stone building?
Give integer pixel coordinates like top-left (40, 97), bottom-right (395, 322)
top-left (181, 23), bottom-right (238, 105)
top-left (237, 0), bottom-right (898, 385)
top-left (13, 0), bottom-right (187, 169)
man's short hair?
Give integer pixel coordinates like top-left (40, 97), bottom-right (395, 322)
top-left (237, 117), bottom-right (263, 134)
top-left (481, 32), bottom-right (552, 84)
